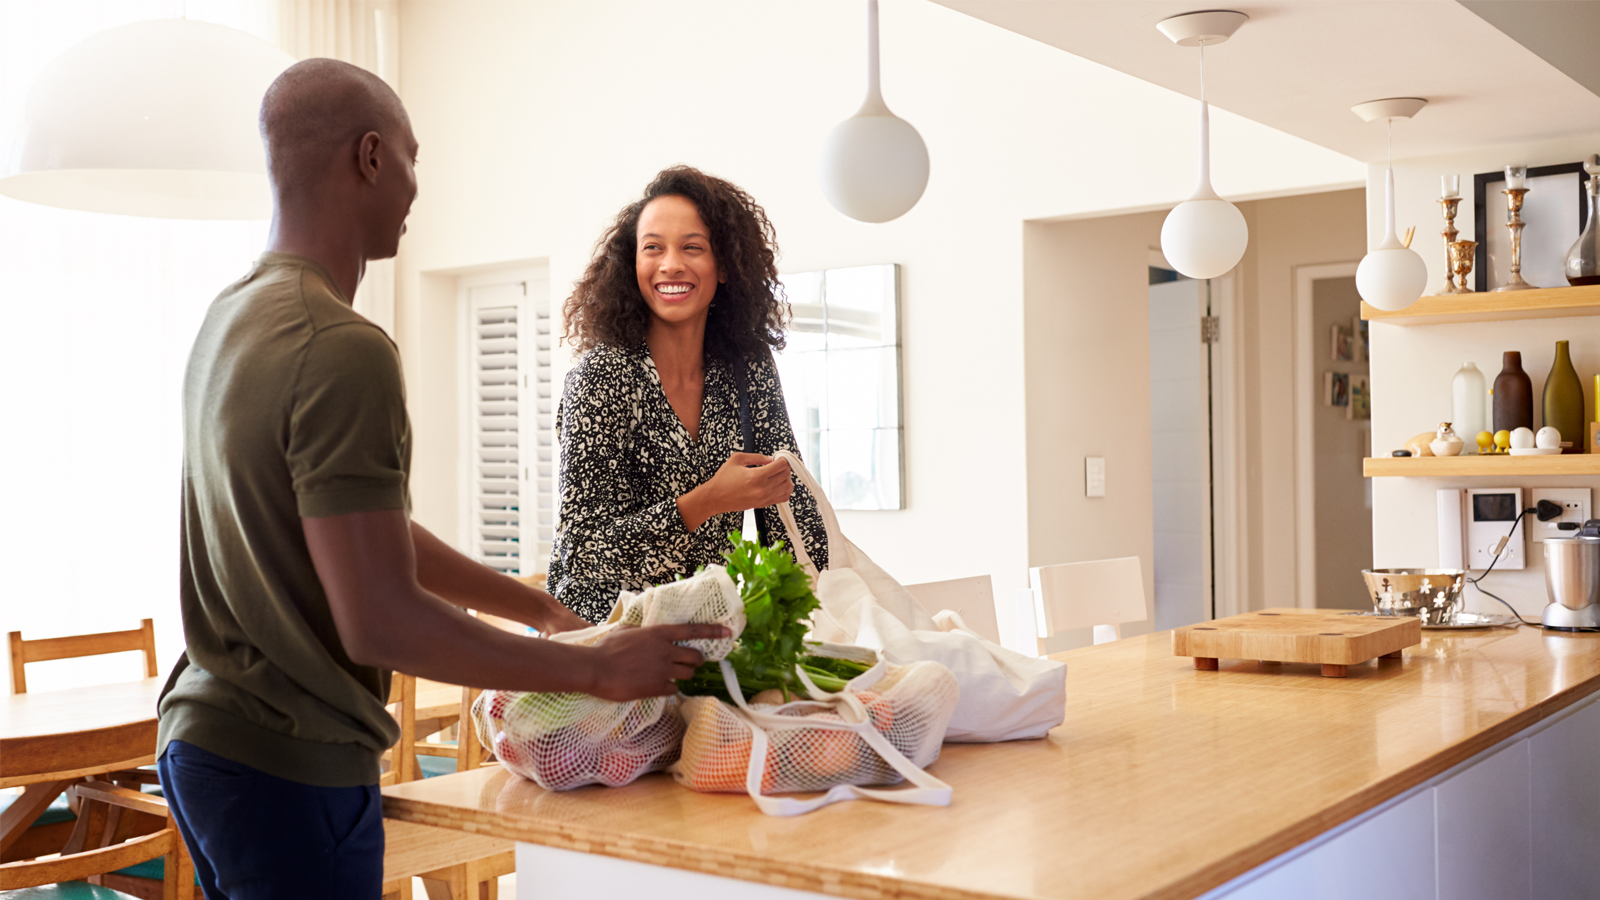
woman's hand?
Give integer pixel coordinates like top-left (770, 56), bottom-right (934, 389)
top-left (676, 452), bottom-right (793, 532)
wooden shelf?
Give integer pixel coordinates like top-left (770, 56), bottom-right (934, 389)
top-left (1365, 454), bottom-right (1600, 477)
top-left (1361, 284), bottom-right (1600, 325)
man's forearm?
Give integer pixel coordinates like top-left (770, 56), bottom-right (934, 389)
top-left (410, 520), bottom-right (569, 630)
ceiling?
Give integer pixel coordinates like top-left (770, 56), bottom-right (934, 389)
top-left (929, 1), bottom-right (1600, 163)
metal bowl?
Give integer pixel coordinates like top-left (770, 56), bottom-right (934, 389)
top-left (1360, 569), bottom-right (1467, 626)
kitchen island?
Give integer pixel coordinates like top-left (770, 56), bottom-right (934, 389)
top-left (381, 621), bottom-right (1600, 900)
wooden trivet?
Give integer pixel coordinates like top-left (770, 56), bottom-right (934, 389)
top-left (1172, 608), bottom-right (1421, 677)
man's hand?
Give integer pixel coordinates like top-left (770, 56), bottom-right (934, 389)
top-left (585, 624), bottom-right (729, 700)
top-left (542, 605), bottom-right (593, 635)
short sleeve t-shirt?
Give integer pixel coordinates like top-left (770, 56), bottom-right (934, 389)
top-left (157, 253), bottom-right (408, 787)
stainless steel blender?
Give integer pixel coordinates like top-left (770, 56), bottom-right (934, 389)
top-left (1541, 531), bottom-right (1600, 630)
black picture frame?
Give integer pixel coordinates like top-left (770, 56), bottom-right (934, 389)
top-left (1473, 162), bottom-right (1591, 292)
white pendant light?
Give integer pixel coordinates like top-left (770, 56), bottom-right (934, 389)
top-left (819, 0), bottom-right (929, 224)
top-left (1157, 10), bottom-right (1249, 280)
top-left (0, 19), bottom-right (295, 220)
top-left (1353, 98), bottom-right (1429, 312)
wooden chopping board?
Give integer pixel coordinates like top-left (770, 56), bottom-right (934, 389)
top-left (1171, 608), bottom-right (1421, 677)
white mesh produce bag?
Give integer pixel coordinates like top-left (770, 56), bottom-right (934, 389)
top-left (669, 645), bottom-right (960, 817)
top-left (472, 567), bottom-right (745, 791)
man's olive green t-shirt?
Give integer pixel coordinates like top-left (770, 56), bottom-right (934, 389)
top-left (158, 252), bottom-right (407, 787)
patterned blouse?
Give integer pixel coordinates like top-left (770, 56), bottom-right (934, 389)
top-left (548, 342), bottom-right (830, 623)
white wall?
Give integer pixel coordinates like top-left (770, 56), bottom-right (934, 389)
top-left (1371, 133), bottom-right (1600, 618)
top-left (393, 0), bottom-right (1362, 613)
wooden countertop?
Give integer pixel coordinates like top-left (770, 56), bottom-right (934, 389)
top-left (381, 624), bottom-right (1600, 900)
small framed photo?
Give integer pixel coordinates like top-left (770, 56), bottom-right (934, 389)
top-left (1350, 375), bottom-right (1370, 421)
top-left (1331, 324), bottom-right (1354, 362)
top-left (1355, 317), bottom-right (1370, 363)
top-left (1473, 162), bottom-right (1592, 291)
top-left (1326, 372), bottom-right (1350, 407)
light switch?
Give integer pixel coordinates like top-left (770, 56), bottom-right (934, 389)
top-left (1085, 456), bottom-right (1106, 498)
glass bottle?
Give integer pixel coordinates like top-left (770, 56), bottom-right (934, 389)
top-left (1451, 363), bottom-right (1486, 453)
top-left (1544, 340), bottom-right (1585, 453)
top-left (1493, 351), bottom-right (1532, 434)
top-left (1566, 156), bottom-right (1600, 286)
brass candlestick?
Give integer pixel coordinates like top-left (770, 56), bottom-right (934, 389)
top-left (1496, 187), bottom-right (1535, 292)
top-left (1438, 196), bottom-right (1463, 293)
top-left (1449, 239), bottom-right (1477, 293)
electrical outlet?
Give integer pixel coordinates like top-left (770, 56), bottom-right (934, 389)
top-left (1531, 488), bottom-right (1591, 542)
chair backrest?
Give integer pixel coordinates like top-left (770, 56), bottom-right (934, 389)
top-left (904, 575), bottom-right (1001, 644)
top-left (1028, 557), bottom-right (1147, 649)
top-left (0, 776), bottom-right (192, 896)
top-left (8, 618), bottom-right (158, 694)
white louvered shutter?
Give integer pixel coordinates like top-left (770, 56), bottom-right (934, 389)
top-left (466, 278), bottom-right (554, 574)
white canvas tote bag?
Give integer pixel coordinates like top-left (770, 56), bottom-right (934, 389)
top-left (772, 450), bottom-right (1067, 742)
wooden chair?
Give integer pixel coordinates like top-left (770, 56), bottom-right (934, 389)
top-left (8, 619), bottom-right (158, 695)
top-left (904, 575), bottom-right (1002, 644)
top-left (1026, 557), bottom-right (1148, 652)
top-left (0, 776), bottom-right (193, 899)
top-left (3, 620), bottom-right (160, 868)
top-left (381, 671), bottom-right (512, 900)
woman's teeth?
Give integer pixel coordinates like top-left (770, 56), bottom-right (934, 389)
top-left (658, 284), bottom-right (690, 295)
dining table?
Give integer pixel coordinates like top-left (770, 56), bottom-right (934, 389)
top-left (0, 676), bottom-right (164, 856)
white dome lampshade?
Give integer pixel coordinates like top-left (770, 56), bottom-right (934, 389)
top-left (0, 19), bottom-right (295, 220)
top-left (1157, 11), bottom-right (1249, 280)
top-left (819, 0), bottom-right (929, 224)
top-left (1352, 98), bottom-right (1429, 312)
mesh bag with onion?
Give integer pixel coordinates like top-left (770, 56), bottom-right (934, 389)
top-left (670, 647), bottom-right (960, 805)
top-left (471, 567), bottom-right (745, 791)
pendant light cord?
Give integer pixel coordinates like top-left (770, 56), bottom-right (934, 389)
top-left (1198, 40), bottom-right (1206, 103)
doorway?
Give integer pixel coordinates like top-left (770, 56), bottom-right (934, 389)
top-left (1148, 265), bottom-right (1213, 629)
top-left (1294, 264), bottom-right (1373, 609)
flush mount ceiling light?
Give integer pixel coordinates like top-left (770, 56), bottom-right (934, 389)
top-left (0, 19), bottom-right (295, 220)
top-left (1157, 10), bottom-right (1250, 280)
top-left (819, 0), bottom-right (929, 224)
top-left (1353, 98), bottom-right (1429, 312)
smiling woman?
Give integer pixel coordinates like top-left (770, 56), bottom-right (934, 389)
top-left (551, 166), bottom-right (830, 623)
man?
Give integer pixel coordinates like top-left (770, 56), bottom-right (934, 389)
top-left (156, 58), bottom-right (724, 899)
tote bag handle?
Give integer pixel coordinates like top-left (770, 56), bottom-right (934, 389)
top-left (772, 449), bottom-right (852, 574)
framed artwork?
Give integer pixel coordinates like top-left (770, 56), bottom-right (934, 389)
top-left (1350, 375), bottom-right (1370, 421)
top-left (1355, 317), bottom-right (1369, 363)
top-left (1331, 323), bottom-right (1354, 362)
top-left (1325, 372), bottom-right (1350, 408)
top-left (1474, 162), bottom-right (1592, 291)
top-left (773, 264), bottom-right (904, 510)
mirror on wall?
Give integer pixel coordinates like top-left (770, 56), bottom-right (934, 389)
top-left (775, 264), bottom-right (904, 510)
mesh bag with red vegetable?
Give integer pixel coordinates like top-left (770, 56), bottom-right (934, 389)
top-left (669, 644), bottom-right (960, 817)
top-left (471, 567), bottom-right (744, 791)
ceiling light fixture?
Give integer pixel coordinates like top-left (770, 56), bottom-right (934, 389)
top-left (1156, 10), bottom-right (1250, 280)
top-left (1352, 97), bottom-right (1429, 312)
top-left (0, 19), bottom-right (295, 220)
top-left (819, 0), bottom-right (929, 224)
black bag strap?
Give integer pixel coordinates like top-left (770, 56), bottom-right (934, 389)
top-left (731, 354), bottom-right (772, 548)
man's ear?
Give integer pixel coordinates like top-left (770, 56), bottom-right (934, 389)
top-left (358, 131), bottom-right (382, 186)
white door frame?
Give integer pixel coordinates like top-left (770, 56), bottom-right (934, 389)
top-left (1209, 271), bottom-right (1243, 620)
top-left (1292, 262), bottom-right (1361, 609)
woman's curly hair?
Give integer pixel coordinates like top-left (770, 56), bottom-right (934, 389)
top-left (563, 166), bottom-right (789, 362)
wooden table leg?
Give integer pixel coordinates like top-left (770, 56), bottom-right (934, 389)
top-left (1320, 664), bottom-right (1348, 678)
top-left (0, 780), bottom-right (71, 855)
top-left (1381, 651), bottom-right (1403, 660)
top-left (1193, 657), bottom-right (1219, 671)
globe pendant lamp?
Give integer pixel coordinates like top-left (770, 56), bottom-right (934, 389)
top-left (819, 0), bottom-right (929, 223)
top-left (1157, 10), bottom-right (1249, 280)
top-left (1353, 98), bottom-right (1429, 312)
top-left (0, 19), bottom-right (295, 220)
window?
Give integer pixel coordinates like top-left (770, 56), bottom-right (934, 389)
top-left (460, 270), bottom-right (554, 574)
top-left (774, 264), bottom-right (904, 510)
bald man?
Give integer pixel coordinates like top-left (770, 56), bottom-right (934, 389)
top-left (156, 59), bottom-right (723, 899)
